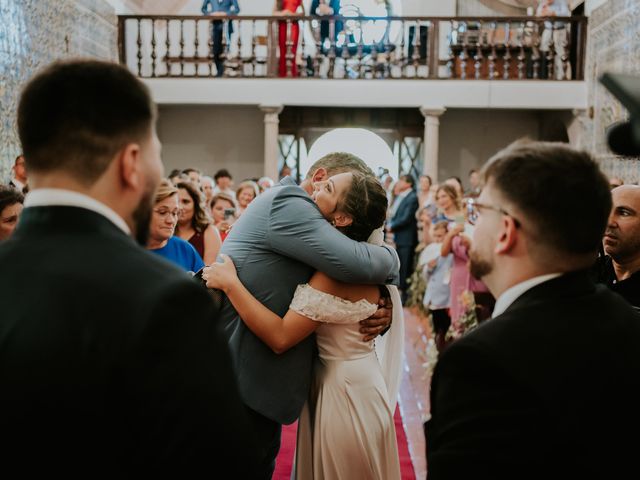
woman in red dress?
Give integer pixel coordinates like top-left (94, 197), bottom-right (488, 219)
top-left (273, 0), bottom-right (304, 77)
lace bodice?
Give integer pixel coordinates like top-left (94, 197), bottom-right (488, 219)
top-left (290, 284), bottom-right (379, 360)
top-left (290, 284), bottom-right (378, 324)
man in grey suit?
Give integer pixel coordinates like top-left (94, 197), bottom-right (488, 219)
top-left (217, 152), bottom-right (399, 478)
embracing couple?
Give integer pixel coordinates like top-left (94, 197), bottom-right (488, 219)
top-left (203, 153), bottom-right (404, 479)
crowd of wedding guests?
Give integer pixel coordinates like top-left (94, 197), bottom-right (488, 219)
top-left (3, 58), bottom-right (640, 479)
top-left (4, 142), bottom-right (640, 321)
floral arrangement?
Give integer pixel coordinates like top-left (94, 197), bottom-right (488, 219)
top-left (445, 289), bottom-right (479, 341)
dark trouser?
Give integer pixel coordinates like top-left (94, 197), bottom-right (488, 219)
top-left (473, 291), bottom-right (495, 324)
top-left (244, 406), bottom-right (282, 480)
top-left (212, 20), bottom-right (225, 76)
top-left (430, 308), bottom-right (451, 352)
top-left (396, 244), bottom-right (416, 303)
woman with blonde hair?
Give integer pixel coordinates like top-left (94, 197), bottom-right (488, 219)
top-left (235, 180), bottom-right (260, 216)
top-left (147, 179), bottom-right (205, 272)
top-left (210, 192), bottom-right (237, 242)
top-left (175, 181), bottom-right (221, 265)
top-left (432, 184), bottom-right (463, 224)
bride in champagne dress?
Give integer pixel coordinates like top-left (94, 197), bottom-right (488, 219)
top-left (204, 171), bottom-right (403, 479)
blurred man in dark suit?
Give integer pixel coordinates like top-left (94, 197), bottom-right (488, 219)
top-left (387, 174), bottom-right (419, 303)
top-left (0, 60), bottom-right (256, 478)
top-left (9, 154), bottom-right (28, 194)
top-left (426, 142), bottom-right (640, 479)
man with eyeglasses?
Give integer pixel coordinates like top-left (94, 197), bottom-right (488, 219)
top-left (426, 142), bottom-right (640, 479)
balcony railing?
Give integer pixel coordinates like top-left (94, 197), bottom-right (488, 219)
top-left (118, 15), bottom-right (587, 81)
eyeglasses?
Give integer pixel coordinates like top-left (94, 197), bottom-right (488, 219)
top-left (153, 208), bottom-right (181, 219)
top-left (466, 198), bottom-right (521, 228)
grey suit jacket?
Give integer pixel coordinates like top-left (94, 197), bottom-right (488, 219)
top-left (219, 177), bottom-right (399, 425)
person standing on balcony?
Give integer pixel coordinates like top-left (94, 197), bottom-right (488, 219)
top-left (201, 0), bottom-right (241, 77)
top-left (536, 0), bottom-right (571, 80)
top-left (310, 0), bottom-right (342, 52)
top-left (273, 0), bottom-right (305, 77)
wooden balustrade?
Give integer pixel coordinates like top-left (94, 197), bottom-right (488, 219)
top-left (117, 15), bottom-right (587, 80)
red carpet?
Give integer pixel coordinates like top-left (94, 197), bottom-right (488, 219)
top-left (273, 406), bottom-right (415, 479)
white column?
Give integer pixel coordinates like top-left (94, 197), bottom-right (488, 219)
top-left (420, 107), bottom-right (446, 181)
top-left (260, 104), bottom-right (284, 181)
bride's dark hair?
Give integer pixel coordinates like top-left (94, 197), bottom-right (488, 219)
top-left (337, 172), bottom-right (388, 242)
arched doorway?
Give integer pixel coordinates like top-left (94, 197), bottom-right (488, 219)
top-left (305, 128), bottom-right (398, 179)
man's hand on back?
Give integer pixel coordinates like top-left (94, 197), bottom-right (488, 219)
top-left (359, 295), bottom-right (392, 342)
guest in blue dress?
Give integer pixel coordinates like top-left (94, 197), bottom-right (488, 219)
top-left (147, 179), bottom-right (205, 273)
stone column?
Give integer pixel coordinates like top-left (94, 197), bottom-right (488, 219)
top-left (260, 104), bottom-right (284, 181)
top-left (420, 107), bottom-right (446, 181)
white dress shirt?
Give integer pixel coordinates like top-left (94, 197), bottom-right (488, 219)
top-left (10, 178), bottom-right (26, 192)
top-left (492, 273), bottom-right (562, 318)
top-left (24, 188), bottom-right (131, 235)
top-left (389, 188), bottom-right (411, 217)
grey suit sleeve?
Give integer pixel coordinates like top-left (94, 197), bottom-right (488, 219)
top-left (267, 186), bottom-right (399, 284)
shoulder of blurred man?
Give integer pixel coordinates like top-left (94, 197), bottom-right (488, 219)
top-left (0, 205), bottom-right (201, 300)
top-left (593, 254), bottom-right (640, 310)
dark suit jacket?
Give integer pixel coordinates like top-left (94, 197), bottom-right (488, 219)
top-left (389, 189), bottom-right (419, 247)
top-left (426, 271), bottom-right (640, 479)
top-left (8, 180), bottom-right (28, 194)
top-left (0, 206), bottom-right (257, 478)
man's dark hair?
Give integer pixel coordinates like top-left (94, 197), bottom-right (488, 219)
top-left (14, 155), bottom-right (24, 166)
top-left (400, 174), bottom-right (415, 188)
top-left (182, 167), bottom-right (201, 176)
top-left (214, 169), bottom-right (232, 181)
top-left (168, 169), bottom-right (182, 179)
top-left (17, 60), bottom-right (156, 185)
top-left (483, 142), bottom-right (612, 262)
top-left (0, 186), bottom-right (25, 213)
top-left (469, 169), bottom-right (477, 175)
top-left (306, 152), bottom-right (374, 179)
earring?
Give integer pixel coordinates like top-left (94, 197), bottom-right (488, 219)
top-left (331, 219), bottom-right (336, 226)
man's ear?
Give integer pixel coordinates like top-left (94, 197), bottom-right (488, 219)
top-left (494, 215), bottom-right (518, 255)
top-left (333, 212), bottom-right (353, 228)
top-left (116, 142), bottom-right (142, 191)
top-left (311, 168), bottom-right (328, 183)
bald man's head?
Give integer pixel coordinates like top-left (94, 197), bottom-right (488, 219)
top-left (604, 185), bottom-right (640, 264)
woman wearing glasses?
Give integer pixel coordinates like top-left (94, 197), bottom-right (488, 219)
top-left (147, 179), bottom-right (205, 273)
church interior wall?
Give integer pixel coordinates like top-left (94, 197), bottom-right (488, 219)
top-left (582, 0), bottom-right (640, 183)
top-left (0, 0), bottom-right (117, 182)
top-left (438, 108), bottom-right (541, 180)
top-left (157, 105), bottom-right (265, 181)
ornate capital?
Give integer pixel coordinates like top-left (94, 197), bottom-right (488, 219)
top-left (260, 104), bottom-right (284, 115)
top-left (420, 107), bottom-right (446, 118)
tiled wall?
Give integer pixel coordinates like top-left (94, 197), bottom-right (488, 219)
top-left (584, 0), bottom-right (640, 182)
top-left (0, 0), bottom-right (117, 183)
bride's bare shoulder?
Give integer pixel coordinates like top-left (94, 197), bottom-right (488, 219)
top-left (308, 271), bottom-right (379, 304)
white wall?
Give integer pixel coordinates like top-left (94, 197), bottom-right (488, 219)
top-left (585, 0), bottom-right (608, 15)
top-left (438, 109), bottom-right (541, 181)
top-left (157, 105), bottom-right (265, 180)
top-left (155, 104), bottom-right (548, 186)
top-left (402, 0), bottom-right (455, 16)
top-left (111, 0), bottom-right (452, 16)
